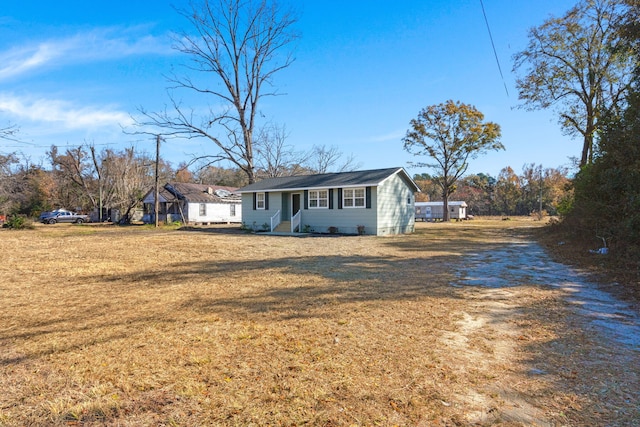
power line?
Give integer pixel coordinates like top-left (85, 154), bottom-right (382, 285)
top-left (479, 0), bottom-right (510, 98)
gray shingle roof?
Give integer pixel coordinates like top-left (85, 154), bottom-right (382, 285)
top-left (237, 167), bottom-right (419, 193)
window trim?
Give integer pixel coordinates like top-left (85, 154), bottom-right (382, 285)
top-left (342, 187), bottom-right (366, 209)
top-left (256, 192), bottom-right (265, 210)
top-left (199, 203), bottom-right (207, 216)
top-left (308, 189), bottom-right (329, 209)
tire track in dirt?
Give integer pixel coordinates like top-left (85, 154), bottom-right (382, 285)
top-left (445, 236), bottom-right (640, 425)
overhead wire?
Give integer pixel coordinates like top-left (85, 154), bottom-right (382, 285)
top-left (479, 0), bottom-right (510, 98)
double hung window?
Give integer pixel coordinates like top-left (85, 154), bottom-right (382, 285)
top-left (256, 193), bottom-right (265, 209)
top-left (343, 188), bottom-right (365, 208)
top-left (308, 190), bottom-right (328, 208)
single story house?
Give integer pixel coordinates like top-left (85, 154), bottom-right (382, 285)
top-left (142, 182), bottom-right (242, 224)
top-left (236, 167), bottom-right (420, 235)
top-left (415, 201), bottom-right (468, 221)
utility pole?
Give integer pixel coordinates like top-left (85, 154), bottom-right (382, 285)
top-left (154, 135), bottom-right (161, 228)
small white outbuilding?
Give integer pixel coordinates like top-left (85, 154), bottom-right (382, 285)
top-left (415, 201), bottom-right (467, 221)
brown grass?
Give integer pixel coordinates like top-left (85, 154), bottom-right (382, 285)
top-left (0, 218), bottom-right (638, 426)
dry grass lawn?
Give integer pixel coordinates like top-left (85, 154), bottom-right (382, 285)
top-left (1, 219), bottom-right (638, 426)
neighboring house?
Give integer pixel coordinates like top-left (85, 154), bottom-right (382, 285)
top-left (142, 182), bottom-right (242, 224)
top-left (415, 201), bottom-right (468, 221)
top-left (237, 167), bottom-right (420, 235)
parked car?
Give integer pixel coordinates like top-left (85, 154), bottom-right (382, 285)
top-left (39, 209), bottom-right (69, 222)
top-left (40, 210), bottom-right (90, 224)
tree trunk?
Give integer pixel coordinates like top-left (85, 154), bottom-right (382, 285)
top-left (442, 189), bottom-right (450, 222)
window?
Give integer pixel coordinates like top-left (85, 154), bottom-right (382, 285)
top-left (407, 195), bottom-right (412, 205)
top-left (256, 193), bottom-right (265, 210)
top-left (309, 190), bottom-right (328, 208)
top-left (343, 188), bottom-right (365, 208)
top-left (230, 204), bottom-right (236, 216)
top-left (199, 203), bottom-right (206, 216)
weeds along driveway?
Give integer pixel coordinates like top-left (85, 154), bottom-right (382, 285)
top-left (0, 220), bottom-right (638, 425)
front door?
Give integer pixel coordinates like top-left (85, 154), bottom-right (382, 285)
top-left (291, 193), bottom-right (301, 216)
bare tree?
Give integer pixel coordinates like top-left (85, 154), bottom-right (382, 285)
top-left (306, 144), bottom-right (361, 174)
top-left (0, 153), bottom-right (19, 214)
top-left (136, 0), bottom-right (298, 184)
top-left (49, 143), bottom-right (156, 221)
top-left (195, 165), bottom-right (247, 187)
top-left (49, 145), bottom-right (99, 210)
top-left (513, 0), bottom-right (634, 167)
top-left (254, 123), bottom-right (309, 177)
top-left (104, 148), bottom-right (155, 222)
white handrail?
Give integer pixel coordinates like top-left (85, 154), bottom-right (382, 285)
top-left (291, 210), bottom-right (301, 233)
top-left (270, 210), bottom-right (281, 232)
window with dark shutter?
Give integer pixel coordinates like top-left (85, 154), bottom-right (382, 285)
top-left (256, 193), bottom-right (265, 209)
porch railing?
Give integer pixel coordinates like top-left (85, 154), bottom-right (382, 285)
top-left (270, 210), bottom-right (281, 232)
top-left (291, 210), bottom-right (301, 233)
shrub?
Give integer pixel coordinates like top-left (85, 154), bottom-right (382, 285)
top-left (2, 214), bottom-right (33, 230)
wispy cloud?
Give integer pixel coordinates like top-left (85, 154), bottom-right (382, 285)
top-left (0, 93), bottom-right (133, 130)
top-left (368, 129), bottom-right (406, 143)
top-left (0, 26), bottom-right (172, 81)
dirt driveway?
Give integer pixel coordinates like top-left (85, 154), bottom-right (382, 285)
top-left (446, 228), bottom-right (640, 425)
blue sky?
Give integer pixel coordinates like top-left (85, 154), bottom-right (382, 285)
top-left (0, 0), bottom-right (580, 178)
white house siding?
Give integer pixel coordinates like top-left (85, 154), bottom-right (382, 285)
top-left (186, 202), bottom-right (242, 224)
top-left (375, 174), bottom-right (415, 235)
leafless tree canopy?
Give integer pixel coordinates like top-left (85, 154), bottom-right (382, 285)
top-left (513, 0), bottom-right (634, 167)
top-left (254, 123), bottom-right (309, 178)
top-left (307, 144), bottom-right (361, 175)
top-left (136, 0), bottom-right (298, 184)
top-left (48, 143), bottom-right (160, 221)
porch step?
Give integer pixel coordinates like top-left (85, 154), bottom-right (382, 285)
top-left (273, 221), bottom-right (292, 233)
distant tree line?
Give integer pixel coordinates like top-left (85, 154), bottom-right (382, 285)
top-left (413, 164), bottom-right (572, 217)
top-left (0, 141), bottom-right (358, 221)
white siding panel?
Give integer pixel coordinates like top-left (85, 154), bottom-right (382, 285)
top-left (185, 202), bottom-right (242, 223)
top-left (376, 174), bottom-right (415, 235)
